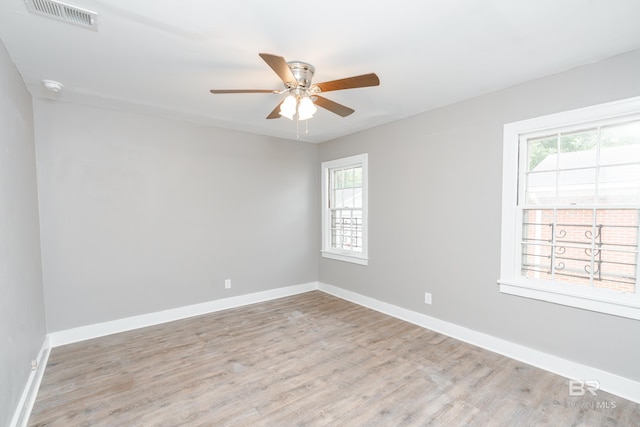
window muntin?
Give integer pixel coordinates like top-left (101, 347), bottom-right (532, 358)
top-left (321, 154), bottom-right (368, 265)
top-left (500, 97), bottom-right (640, 320)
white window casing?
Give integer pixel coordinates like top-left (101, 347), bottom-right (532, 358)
top-left (321, 154), bottom-right (369, 265)
top-left (499, 97), bottom-right (640, 320)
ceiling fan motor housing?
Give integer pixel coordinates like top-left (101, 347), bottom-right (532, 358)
top-left (287, 61), bottom-right (315, 90)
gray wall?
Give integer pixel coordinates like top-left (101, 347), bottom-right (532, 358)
top-left (0, 40), bottom-right (46, 426)
top-left (34, 100), bottom-right (319, 332)
top-left (318, 49), bottom-right (640, 381)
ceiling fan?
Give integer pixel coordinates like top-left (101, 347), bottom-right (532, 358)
top-left (210, 53), bottom-right (380, 120)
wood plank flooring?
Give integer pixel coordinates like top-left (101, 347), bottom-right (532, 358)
top-left (28, 291), bottom-right (640, 426)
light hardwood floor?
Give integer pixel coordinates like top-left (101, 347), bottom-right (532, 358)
top-left (29, 291), bottom-right (640, 426)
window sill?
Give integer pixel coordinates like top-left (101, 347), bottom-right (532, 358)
top-left (498, 279), bottom-right (640, 321)
top-left (321, 251), bottom-right (368, 266)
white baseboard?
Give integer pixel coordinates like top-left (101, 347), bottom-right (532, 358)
top-left (49, 282), bottom-right (318, 347)
top-left (317, 282), bottom-right (640, 405)
top-left (10, 336), bottom-right (51, 427)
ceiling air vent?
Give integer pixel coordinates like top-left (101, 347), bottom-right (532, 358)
top-left (24, 0), bottom-right (98, 31)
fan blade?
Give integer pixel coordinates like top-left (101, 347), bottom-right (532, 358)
top-left (315, 73), bottom-right (380, 92)
top-left (210, 89), bottom-right (277, 94)
top-left (314, 96), bottom-right (355, 117)
top-left (266, 100), bottom-right (284, 119)
top-left (259, 53), bottom-right (296, 85)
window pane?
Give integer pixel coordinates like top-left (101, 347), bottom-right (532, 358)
top-left (597, 249), bottom-right (636, 292)
top-left (334, 188), bottom-right (345, 208)
top-left (523, 209), bottom-right (554, 243)
top-left (558, 129), bottom-right (597, 169)
top-left (554, 245), bottom-right (593, 286)
top-left (344, 168), bottom-right (354, 188)
top-left (348, 188), bottom-right (356, 208)
top-left (553, 209), bottom-right (594, 285)
top-left (353, 187), bottom-right (362, 208)
top-left (598, 164), bottom-right (640, 204)
top-left (555, 209), bottom-right (594, 246)
top-left (557, 168), bottom-right (596, 204)
top-left (600, 121), bottom-right (640, 165)
top-left (598, 121), bottom-right (640, 204)
top-left (594, 209), bottom-right (637, 293)
top-left (522, 243), bottom-right (552, 279)
top-left (527, 134), bottom-right (557, 171)
top-left (526, 171), bottom-right (557, 204)
top-left (353, 167), bottom-right (362, 187)
top-left (597, 209), bottom-right (639, 249)
top-left (595, 209), bottom-right (638, 293)
top-left (333, 169), bottom-right (343, 189)
top-left (521, 209), bottom-right (554, 279)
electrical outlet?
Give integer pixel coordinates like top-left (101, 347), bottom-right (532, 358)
top-left (224, 279), bottom-right (231, 289)
top-left (31, 360), bottom-right (37, 371)
top-left (424, 292), bottom-right (432, 304)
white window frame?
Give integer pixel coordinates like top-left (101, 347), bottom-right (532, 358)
top-left (499, 97), bottom-right (640, 320)
top-left (321, 154), bottom-right (369, 265)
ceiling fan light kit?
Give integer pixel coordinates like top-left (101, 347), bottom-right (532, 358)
top-left (210, 53), bottom-right (380, 130)
top-left (297, 96), bottom-right (317, 120)
top-left (279, 95), bottom-right (297, 119)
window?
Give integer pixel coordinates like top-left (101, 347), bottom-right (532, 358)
top-left (321, 154), bottom-right (368, 265)
top-left (499, 97), bottom-right (640, 320)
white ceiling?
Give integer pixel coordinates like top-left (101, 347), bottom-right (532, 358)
top-left (1, 0), bottom-right (640, 143)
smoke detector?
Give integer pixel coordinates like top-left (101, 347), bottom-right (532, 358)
top-left (24, 0), bottom-right (98, 31)
top-left (41, 80), bottom-right (63, 93)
